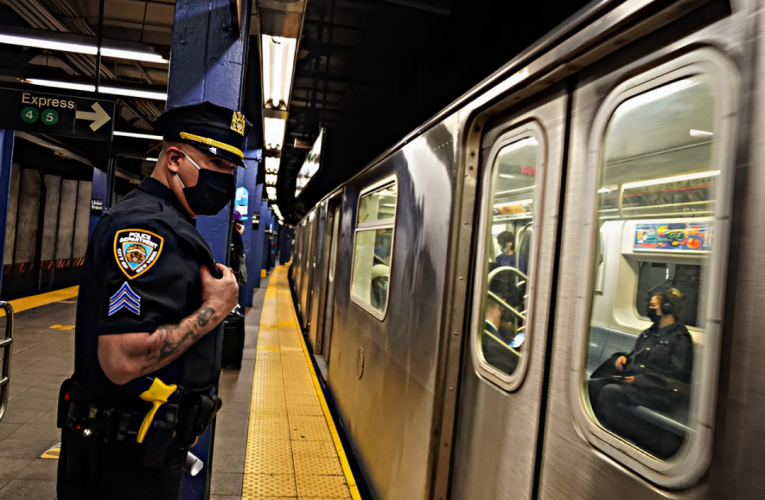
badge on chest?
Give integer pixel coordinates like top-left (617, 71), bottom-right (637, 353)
top-left (114, 229), bottom-right (164, 279)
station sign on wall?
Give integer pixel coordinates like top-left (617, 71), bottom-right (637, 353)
top-left (0, 88), bottom-right (115, 141)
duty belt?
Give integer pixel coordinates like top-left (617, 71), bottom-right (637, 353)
top-left (57, 378), bottom-right (222, 468)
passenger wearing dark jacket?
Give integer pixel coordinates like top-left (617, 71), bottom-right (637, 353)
top-left (588, 288), bottom-right (693, 457)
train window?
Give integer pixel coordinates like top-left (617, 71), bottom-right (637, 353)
top-left (350, 177), bottom-right (397, 319)
top-left (473, 131), bottom-right (540, 388)
top-left (583, 70), bottom-right (728, 470)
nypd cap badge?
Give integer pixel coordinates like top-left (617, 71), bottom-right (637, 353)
top-left (114, 229), bottom-right (164, 279)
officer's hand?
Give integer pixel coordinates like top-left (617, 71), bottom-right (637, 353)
top-left (624, 376), bottom-right (635, 383)
top-left (615, 355), bottom-right (627, 371)
top-left (200, 264), bottom-right (239, 321)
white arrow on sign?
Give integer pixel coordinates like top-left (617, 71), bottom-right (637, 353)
top-left (75, 102), bottom-right (111, 132)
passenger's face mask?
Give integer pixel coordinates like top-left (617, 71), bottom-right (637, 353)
top-left (647, 305), bottom-right (661, 326)
top-left (176, 150), bottom-right (235, 216)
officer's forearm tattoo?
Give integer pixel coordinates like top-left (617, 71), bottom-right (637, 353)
top-left (140, 306), bottom-right (216, 375)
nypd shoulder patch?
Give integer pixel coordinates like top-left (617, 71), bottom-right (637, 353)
top-left (114, 229), bottom-right (164, 279)
top-left (109, 282), bottom-right (141, 316)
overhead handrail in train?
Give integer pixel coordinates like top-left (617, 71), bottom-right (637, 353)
top-left (487, 266), bottom-right (528, 323)
top-left (483, 328), bottom-right (521, 358)
top-left (0, 302), bottom-right (15, 423)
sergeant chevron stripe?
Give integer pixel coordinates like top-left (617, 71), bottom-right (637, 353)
top-left (109, 282), bottom-right (141, 316)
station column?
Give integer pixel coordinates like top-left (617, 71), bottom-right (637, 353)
top-left (165, 0), bottom-right (253, 497)
top-left (0, 131), bottom-right (14, 295)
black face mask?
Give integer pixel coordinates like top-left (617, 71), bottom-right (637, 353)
top-left (177, 151), bottom-right (235, 216)
top-left (647, 306), bottom-right (661, 326)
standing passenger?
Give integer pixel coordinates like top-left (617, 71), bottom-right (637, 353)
top-left (57, 102), bottom-right (249, 499)
top-left (496, 230), bottom-right (527, 275)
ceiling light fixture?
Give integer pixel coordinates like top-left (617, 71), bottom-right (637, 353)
top-left (265, 157), bottom-right (280, 173)
top-left (100, 47), bottom-right (168, 64)
top-left (265, 174), bottom-right (278, 186)
top-left (99, 86), bottom-right (167, 101)
top-left (264, 117), bottom-right (286, 151)
top-left (623, 170), bottom-right (720, 190)
top-left (261, 35), bottom-right (297, 110)
top-left (113, 131), bottom-right (163, 140)
top-left (0, 33), bottom-right (97, 55)
top-left (145, 157), bottom-right (158, 162)
top-left (25, 78), bottom-right (96, 92)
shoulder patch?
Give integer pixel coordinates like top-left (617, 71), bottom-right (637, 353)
top-left (114, 229), bottom-right (164, 279)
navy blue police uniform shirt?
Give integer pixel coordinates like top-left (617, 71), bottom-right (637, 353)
top-left (72, 177), bottom-right (223, 403)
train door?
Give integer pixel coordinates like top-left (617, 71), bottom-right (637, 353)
top-left (538, 21), bottom-right (740, 500)
top-left (449, 87), bottom-right (568, 500)
top-left (308, 203), bottom-right (330, 350)
top-left (299, 212), bottom-right (315, 320)
top-left (319, 201), bottom-right (342, 366)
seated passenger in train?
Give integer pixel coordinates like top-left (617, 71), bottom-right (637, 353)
top-left (482, 270), bottom-right (524, 375)
top-left (588, 288), bottom-right (693, 457)
top-left (370, 264), bottom-right (390, 310)
top-left (496, 231), bottom-right (527, 275)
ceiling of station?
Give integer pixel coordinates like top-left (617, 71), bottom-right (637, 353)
top-left (277, 0), bottom-right (593, 223)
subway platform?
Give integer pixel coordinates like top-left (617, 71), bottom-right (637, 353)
top-left (0, 264), bottom-right (358, 499)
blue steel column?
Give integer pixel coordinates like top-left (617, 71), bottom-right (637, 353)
top-left (0, 131), bottom-right (14, 295)
top-left (239, 137), bottom-right (260, 307)
top-left (250, 183), bottom-right (265, 283)
top-left (166, 1), bottom-right (252, 498)
top-left (88, 167), bottom-right (111, 240)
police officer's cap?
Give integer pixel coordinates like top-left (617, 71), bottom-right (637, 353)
top-left (153, 102), bottom-right (252, 167)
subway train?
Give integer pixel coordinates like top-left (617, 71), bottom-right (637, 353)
top-left (288, 0), bottom-right (765, 498)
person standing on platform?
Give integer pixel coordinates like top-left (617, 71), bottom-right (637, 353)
top-left (230, 210), bottom-right (248, 290)
top-left (56, 102), bottom-right (251, 500)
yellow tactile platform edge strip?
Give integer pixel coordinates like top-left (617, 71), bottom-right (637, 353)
top-left (243, 265), bottom-right (361, 500)
top-left (0, 285), bottom-right (79, 316)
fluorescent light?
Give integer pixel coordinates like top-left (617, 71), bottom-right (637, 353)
top-left (145, 157), bottom-right (158, 162)
top-left (265, 173), bottom-right (278, 185)
top-left (618, 79), bottom-right (697, 113)
top-left (597, 187), bottom-right (613, 194)
top-left (265, 157), bottom-right (280, 173)
top-left (623, 170), bottom-right (720, 190)
top-left (262, 35), bottom-right (297, 110)
top-left (101, 47), bottom-right (168, 64)
top-left (114, 131), bottom-right (163, 140)
top-left (264, 117), bottom-right (286, 151)
top-left (494, 199), bottom-right (534, 209)
top-left (381, 204), bottom-right (396, 207)
top-left (500, 137), bottom-right (538, 155)
top-left (99, 86), bottom-right (167, 100)
top-left (0, 34), bottom-right (97, 54)
top-left (26, 78), bottom-right (96, 92)
top-left (690, 129), bottom-right (714, 137)
top-left (499, 174), bottom-right (516, 179)
top-left (266, 186), bottom-right (277, 201)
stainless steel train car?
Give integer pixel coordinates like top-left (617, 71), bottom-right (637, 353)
top-left (288, 0), bottom-right (765, 498)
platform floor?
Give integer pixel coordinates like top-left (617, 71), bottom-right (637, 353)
top-left (0, 265), bottom-right (358, 500)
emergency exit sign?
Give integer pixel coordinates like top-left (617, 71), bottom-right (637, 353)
top-left (0, 88), bottom-right (115, 141)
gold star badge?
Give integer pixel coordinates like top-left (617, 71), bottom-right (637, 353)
top-left (231, 111), bottom-right (245, 136)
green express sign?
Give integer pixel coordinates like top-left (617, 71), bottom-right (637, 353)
top-left (0, 88), bottom-right (115, 141)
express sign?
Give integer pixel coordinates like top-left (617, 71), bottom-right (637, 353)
top-left (0, 88), bottom-right (115, 141)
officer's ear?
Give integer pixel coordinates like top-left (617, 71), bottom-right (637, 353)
top-left (163, 144), bottom-right (184, 173)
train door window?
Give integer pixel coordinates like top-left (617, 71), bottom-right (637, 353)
top-left (350, 177), bottom-right (397, 319)
top-left (472, 126), bottom-right (542, 390)
top-left (578, 52), bottom-right (737, 485)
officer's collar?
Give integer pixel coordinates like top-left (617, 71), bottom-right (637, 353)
top-left (138, 177), bottom-right (192, 222)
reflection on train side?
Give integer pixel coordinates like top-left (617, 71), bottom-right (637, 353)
top-left (586, 75), bottom-right (716, 460)
top-left (479, 136), bottom-right (538, 379)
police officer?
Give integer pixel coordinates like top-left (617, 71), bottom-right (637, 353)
top-left (57, 102), bottom-right (251, 499)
